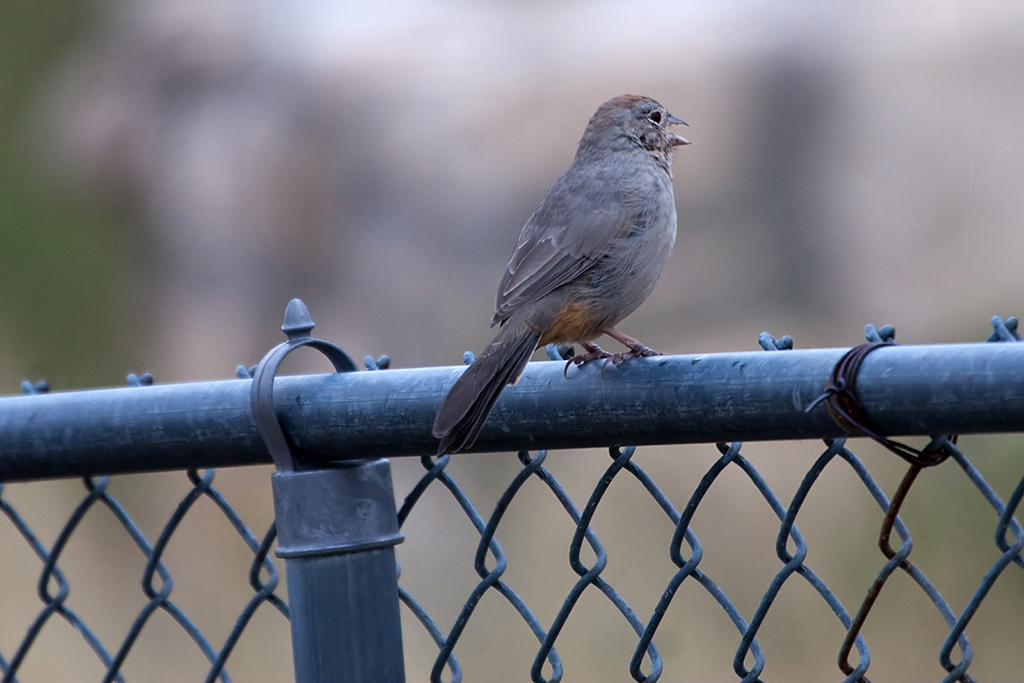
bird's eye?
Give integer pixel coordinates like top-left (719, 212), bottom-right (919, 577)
top-left (649, 111), bottom-right (662, 124)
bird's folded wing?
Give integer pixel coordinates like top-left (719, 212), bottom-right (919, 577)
top-left (492, 173), bottom-right (639, 326)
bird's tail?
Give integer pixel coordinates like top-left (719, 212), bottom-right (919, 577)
top-left (432, 320), bottom-right (539, 455)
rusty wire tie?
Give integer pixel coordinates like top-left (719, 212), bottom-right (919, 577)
top-left (806, 341), bottom-right (956, 467)
top-left (808, 341), bottom-right (970, 682)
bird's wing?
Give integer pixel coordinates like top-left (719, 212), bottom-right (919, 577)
top-left (492, 169), bottom-right (640, 325)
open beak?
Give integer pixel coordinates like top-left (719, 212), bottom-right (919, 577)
top-left (667, 113), bottom-right (690, 146)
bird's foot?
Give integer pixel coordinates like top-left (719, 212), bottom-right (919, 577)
top-left (601, 327), bottom-right (663, 366)
top-left (563, 342), bottom-right (613, 377)
top-left (608, 340), bottom-right (661, 365)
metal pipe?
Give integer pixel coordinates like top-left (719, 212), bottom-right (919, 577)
top-left (2, 342), bottom-right (1024, 481)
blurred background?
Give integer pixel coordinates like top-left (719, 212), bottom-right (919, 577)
top-left (1, 0), bottom-right (1023, 681)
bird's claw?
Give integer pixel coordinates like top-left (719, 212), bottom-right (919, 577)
top-left (611, 344), bottom-right (661, 364)
top-left (563, 345), bottom-right (613, 378)
top-left (563, 341), bottom-right (660, 378)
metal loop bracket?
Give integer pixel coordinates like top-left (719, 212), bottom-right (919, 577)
top-left (250, 298), bottom-right (357, 471)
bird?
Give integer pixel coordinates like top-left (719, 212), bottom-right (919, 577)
top-left (432, 94), bottom-right (689, 456)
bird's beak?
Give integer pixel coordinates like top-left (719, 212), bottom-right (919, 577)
top-left (666, 113), bottom-right (690, 146)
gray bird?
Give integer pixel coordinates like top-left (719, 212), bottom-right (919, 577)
top-left (433, 94), bottom-right (689, 455)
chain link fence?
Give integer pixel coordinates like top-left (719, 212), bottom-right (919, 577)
top-left (1, 304), bottom-right (1023, 682)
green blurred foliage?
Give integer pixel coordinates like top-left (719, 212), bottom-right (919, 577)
top-left (0, 0), bottom-right (135, 390)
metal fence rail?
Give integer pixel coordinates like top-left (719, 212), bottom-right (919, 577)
top-left (1, 302), bottom-right (1022, 683)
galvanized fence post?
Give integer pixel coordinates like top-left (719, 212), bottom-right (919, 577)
top-left (271, 461), bottom-right (405, 683)
top-left (252, 299), bottom-right (406, 683)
